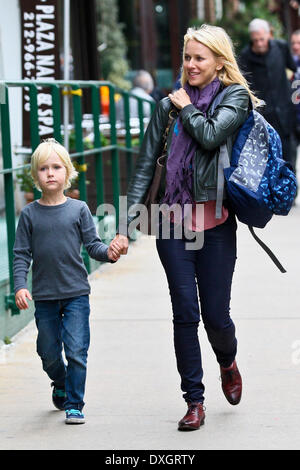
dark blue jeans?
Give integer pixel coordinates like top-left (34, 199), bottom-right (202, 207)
top-left (34, 295), bottom-right (90, 411)
top-left (156, 214), bottom-right (237, 403)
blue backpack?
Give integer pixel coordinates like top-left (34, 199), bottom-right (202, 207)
top-left (213, 88), bottom-right (297, 273)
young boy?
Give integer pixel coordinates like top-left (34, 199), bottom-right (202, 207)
top-left (13, 138), bottom-right (121, 424)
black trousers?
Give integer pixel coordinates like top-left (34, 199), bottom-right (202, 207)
top-left (263, 113), bottom-right (292, 165)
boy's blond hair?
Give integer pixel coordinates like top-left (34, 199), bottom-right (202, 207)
top-left (31, 138), bottom-right (78, 191)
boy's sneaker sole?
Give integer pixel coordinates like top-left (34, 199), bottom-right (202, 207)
top-left (65, 409), bottom-right (85, 424)
top-left (65, 416), bottom-right (85, 424)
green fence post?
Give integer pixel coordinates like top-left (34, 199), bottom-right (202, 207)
top-left (150, 101), bottom-right (156, 114)
top-left (29, 84), bottom-right (41, 200)
top-left (1, 85), bottom-right (19, 314)
top-left (51, 84), bottom-right (62, 143)
top-left (92, 85), bottom-right (104, 212)
top-left (29, 84), bottom-right (39, 149)
top-left (108, 84), bottom-right (120, 225)
top-left (137, 98), bottom-right (144, 147)
top-left (72, 85), bottom-right (87, 202)
top-left (123, 92), bottom-right (133, 185)
top-left (72, 85), bottom-right (90, 272)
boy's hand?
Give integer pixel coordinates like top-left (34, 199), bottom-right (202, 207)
top-left (15, 289), bottom-right (32, 310)
top-left (107, 241), bottom-right (121, 262)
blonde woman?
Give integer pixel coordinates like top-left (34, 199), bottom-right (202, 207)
top-left (13, 139), bottom-right (120, 424)
top-left (113, 24), bottom-right (257, 430)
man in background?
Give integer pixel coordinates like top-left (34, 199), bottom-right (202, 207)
top-left (290, 0), bottom-right (300, 10)
top-left (290, 29), bottom-right (300, 178)
top-left (116, 70), bottom-right (155, 122)
top-left (239, 18), bottom-right (296, 166)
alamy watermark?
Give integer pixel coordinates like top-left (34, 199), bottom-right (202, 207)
top-left (96, 196), bottom-right (205, 250)
top-left (291, 80), bottom-right (300, 105)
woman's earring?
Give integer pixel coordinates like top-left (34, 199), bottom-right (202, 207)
top-left (218, 68), bottom-right (225, 82)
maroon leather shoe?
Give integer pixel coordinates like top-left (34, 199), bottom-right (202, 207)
top-left (220, 360), bottom-right (242, 405)
top-left (178, 402), bottom-right (205, 431)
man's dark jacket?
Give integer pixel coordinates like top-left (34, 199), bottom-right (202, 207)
top-left (239, 39), bottom-right (296, 136)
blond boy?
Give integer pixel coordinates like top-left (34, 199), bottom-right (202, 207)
top-left (13, 139), bottom-right (121, 424)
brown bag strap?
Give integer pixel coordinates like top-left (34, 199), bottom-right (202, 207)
top-left (162, 107), bottom-right (178, 153)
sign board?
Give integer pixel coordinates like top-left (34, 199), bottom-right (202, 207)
top-left (20, 0), bottom-right (60, 146)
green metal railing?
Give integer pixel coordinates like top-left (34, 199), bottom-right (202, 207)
top-left (0, 80), bottom-right (156, 315)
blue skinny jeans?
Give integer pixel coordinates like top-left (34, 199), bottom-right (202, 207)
top-left (34, 295), bottom-right (90, 411)
top-left (156, 214), bottom-right (238, 403)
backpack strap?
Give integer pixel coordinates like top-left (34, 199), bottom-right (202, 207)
top-left (216, 143), bottom-right (230, 219)
top-left (215, 94), bottom-right (255, 219)
top-left (209, 86), bottom-right (233, 219)
top-left (248, 226), bottom-right (287, 273)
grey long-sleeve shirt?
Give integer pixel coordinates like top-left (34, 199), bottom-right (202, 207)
top-left (13, 198), bottom-right (110, 301)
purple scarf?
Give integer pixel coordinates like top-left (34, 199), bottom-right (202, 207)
top-left (162, 77), bottom-right (221, 210)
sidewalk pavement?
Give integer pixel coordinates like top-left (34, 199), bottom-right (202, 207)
top-left (1, 203), bottom-right (300, 450)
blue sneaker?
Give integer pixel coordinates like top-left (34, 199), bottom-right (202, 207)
top-left (51, 382), bottom-right (66, 411)
top-left (65, 409), bottom-right (85, 424)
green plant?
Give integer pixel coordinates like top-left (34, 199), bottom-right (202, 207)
top-left (4, 336), bottom-right (12, 345)
top-left (68, 133), bottom-right (108, 191)
top-left (190, 0), bottom-right (284, 55)
top-left (131, 138), bottom-right (140, 147)
top-left (96, 0), bottom-right (131, 90)
top-left (69, 131), bottom-right (108, 152)
top-left (16, 166), bottom-right (34, 193)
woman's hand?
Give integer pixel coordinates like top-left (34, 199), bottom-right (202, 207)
top-left (15, 289), bottom-right (32, 310)
top-left (168, 88), bottom-right (192, 110)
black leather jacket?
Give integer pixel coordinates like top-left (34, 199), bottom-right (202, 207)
top-left (126, 84), bottom-right (250, 228)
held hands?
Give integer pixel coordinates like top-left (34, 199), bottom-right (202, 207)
top-left (168, 88), bottom-right (192, 110)
top-left (111, 234), bottom-right (129, 255)
top-left (15, 289), bottom-right (32, 310)
top-left (107, 234), bottom-right (129, 261)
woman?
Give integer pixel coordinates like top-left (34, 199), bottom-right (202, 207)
top-left (113, 24), bottom-right (259, 430)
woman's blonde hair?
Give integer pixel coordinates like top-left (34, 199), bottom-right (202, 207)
top-left (31, 138), bottom-right (78, 191)
top-left (181, 24), bottom-right (260, 107)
